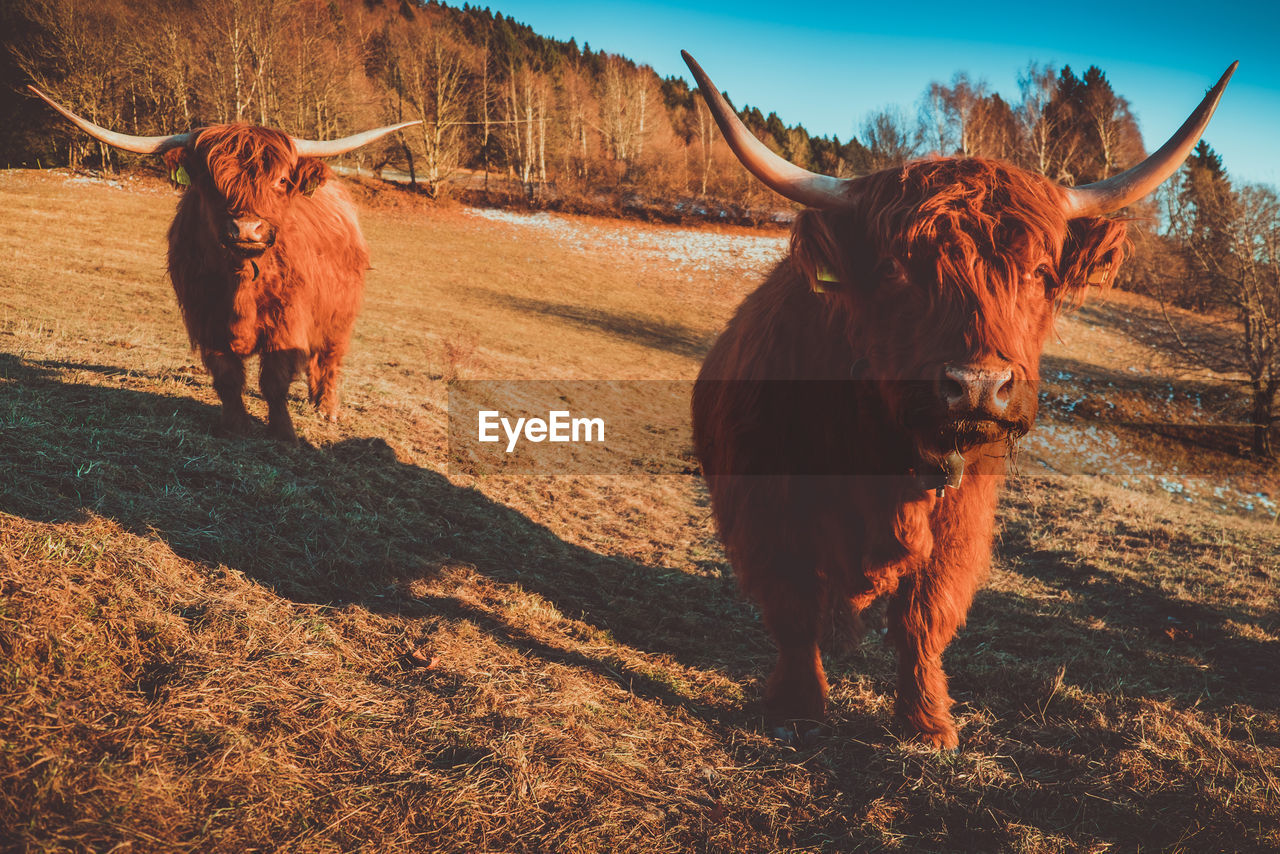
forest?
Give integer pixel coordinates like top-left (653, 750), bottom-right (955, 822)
top-left (0, 0), bottom-right (1175, 208)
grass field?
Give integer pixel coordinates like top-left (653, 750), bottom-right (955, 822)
top-left (1, 168), bottom-right (1277, 853)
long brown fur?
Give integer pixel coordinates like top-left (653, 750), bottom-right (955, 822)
top-left (162, 125), bottom-right (367, 441)
top-left (693, 158), bottom-right (1127, 748)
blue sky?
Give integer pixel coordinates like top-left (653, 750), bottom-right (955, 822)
top-left (488, 0), bottom-right (1278, 186)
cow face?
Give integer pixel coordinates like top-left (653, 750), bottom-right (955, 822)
top-left (163, 127), bottom-right (331, 258)
top-left (792, 160), bottom-right (1127, 469)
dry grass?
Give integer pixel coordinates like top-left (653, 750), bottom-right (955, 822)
top-left (0, 168), bottom-right (1277, 853)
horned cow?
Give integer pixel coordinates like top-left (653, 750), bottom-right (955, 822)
top-left (684, 52), bottom-right (1235, 749)
top-left (30, 87), bottom-right (418, 442)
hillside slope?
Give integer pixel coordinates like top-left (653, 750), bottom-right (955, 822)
top-left (1, 170), bottom-right (1277, 853)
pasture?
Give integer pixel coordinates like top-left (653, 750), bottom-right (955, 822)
top-left (0, 168), bottom-right (1277, 852)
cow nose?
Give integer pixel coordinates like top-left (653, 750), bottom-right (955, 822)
top-left (226, 217), bottom-right (269, 244)
top-left (939, 365), bottom-right (1015, 414)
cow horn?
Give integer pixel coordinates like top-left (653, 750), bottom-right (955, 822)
top-left (30, 84), bottom-right (419, 160)
top-left (682, 51), bottom-right (855, 209)
top-left (28, 85), bottom-right (193, 154)
top-left (290, 122), bottom-right (422, 158)
top-left (1061, 62), bottom-right (1238, 218)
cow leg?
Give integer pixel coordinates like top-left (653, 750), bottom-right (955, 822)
top-left (307, 342), bottom-right (347, 422)
top-left (886, 572), bottom-right (967, 749)
top-left (758, 570), bottom-right (828, 734)
top-left (887, 508), bottom-right (994, 748)
top-left (886, 479), bottom-right (998, 749)
top-left (204, 351), bottom-right (252, 437)
top-left (260, 349), bottom-right (302, 443)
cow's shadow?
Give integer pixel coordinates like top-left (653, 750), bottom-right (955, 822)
top-left (476, 289), bottom-right (718, 359)
top-left (0, 351), bottom-right (771, 720)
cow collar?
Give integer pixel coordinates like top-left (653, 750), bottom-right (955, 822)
top-left (232, 258), bottom-right (261, 281)
top-left (909, 450), bottom-right (965, 499)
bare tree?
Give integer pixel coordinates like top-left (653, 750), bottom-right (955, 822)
top-left (966, 94), bottom-right (1022, 161)
top-left (390, 21), bottom-right (472, 196)
top-left (1015, 61), bottom-right (1058, 176)
top-left (1164, 147), bottom-right (1280, 460)
top-left (126, 2), bottom-right (196, 131)
top-left (279, 0), bottom-right (347, 138)
top-left (861, 107), bottom-right (917, 171)
top-left (598, 55), bottom-right (653, 180)
top-left (14, 0), bottom-right (130, 170)
top-left (501, 62), bottom-right (548, 193)
top-left (477, 29), bottom-right (496, 189)
top-left (693, 97), bottom-right (717, 196)
top-left (244, 0), bottom-right (287, 126)
top-left (203, 0), bottom-right (270, 123)
top-left (560, 64), bottom-right (596, 182)
top-left (916, 72), bottom-right (987, 157)
top-left (917, 81), bottom-right (954, 157)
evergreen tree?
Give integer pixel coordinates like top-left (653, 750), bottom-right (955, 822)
top-left (1168, 141), bottom-right (1280, 459)
top-left (1180, 140), bottom-right (1235, 310)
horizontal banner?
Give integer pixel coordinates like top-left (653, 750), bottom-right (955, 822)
top-left (449, 380), bottom-right (694, 476)
top-left (446, 380), bottom-right (1270, 479)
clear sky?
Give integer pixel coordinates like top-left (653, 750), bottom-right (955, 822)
top-left (486, 0), bottom-right (1278, 187)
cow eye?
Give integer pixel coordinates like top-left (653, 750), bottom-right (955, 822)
top-left (1035, 263), bottom-right (1062, 295)
top-left (878, 258), bottom-right (908, 287)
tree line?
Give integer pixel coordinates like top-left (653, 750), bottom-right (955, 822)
top-left (0, 0), bottom-right (1155, 205)
top-left (0, 0), bottom-right (1274, 458)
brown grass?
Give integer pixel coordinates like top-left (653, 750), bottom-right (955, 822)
top-left (0, 168), bottom-right (1277, 853)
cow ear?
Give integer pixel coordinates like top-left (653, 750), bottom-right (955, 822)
top-left (291, 158), bottom-right (331, 197)
top-left (791, 209), bottom-right (853, 294)
top-left (1057, 217), bottom-right (1129, 299)
top-left (162, 147), bottom-right (192, 189)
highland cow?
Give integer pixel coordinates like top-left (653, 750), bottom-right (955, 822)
top-left (683, 52), bottom-right (1235, 748)
top-left (29, 86), bottom-right (418, 442)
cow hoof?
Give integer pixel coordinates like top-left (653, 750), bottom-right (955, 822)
top-left (213, 414), bottom-right (254, 438)
top-left (770, 721), bottom-right (827, 747)
top-left (267, 424), bottom-right (300, 444)
top-left (912, 728), bottom-right (960, 752)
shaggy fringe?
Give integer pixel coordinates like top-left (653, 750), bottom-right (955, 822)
top-left (696, 156), bottom-right (1133, 747)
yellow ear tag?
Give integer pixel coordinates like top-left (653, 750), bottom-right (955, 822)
top-left (813, 266), bottom-right (839, 294)
top-left (1087, 265), bottom-right (1111, 285)
top-left (171, 165), bottom-right (190, 186)
top-left (302, 177), bottom-right (320, 197)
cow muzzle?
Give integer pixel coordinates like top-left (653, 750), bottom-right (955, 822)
top-left (939, 364), bottom-right (1014, 415)
top-left (921, 363), bottom-right (1032, 453)
top-left (223, 217), bottom-right (277, 256)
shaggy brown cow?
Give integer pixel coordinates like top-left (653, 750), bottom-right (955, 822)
top-left (29, 87), bottom-right (418, 442)
top-left (684, 52), bottom-right (1235, 748)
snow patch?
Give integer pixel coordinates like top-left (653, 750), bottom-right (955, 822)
top-left (463, 207), bottom-right (787, 276)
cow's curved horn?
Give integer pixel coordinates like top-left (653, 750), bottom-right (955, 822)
top-left (290, 121), bottom-right (422, 158)
top-left (28, 85), bottom-right (193, 154)
top-left (682, 51), bottom-right (855, 209)
top-left (1062, 62), bottom-right (1238, 218)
